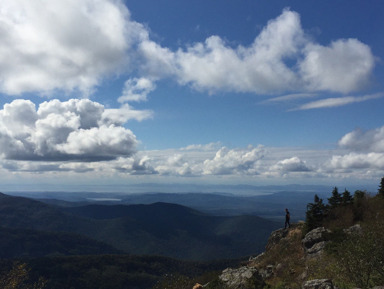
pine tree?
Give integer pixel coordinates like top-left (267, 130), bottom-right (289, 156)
top-left (341, 189), bottom-right (353, 205)
top-left (328, 187), bottom-right (342, 208)
top-left (353, 190), bottom-right (366, 222)
top-left (378, 177), bottom-right (384, 198)
top-left (305, 194), bottom-right (326, 232)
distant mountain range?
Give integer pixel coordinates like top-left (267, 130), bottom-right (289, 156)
top-left (6, 187), bottom-right (333, 221)
top-left (0, 192), bottom-right (281, 260)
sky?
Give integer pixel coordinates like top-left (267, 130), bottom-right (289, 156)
top-left (1, 0), bottom-right (384, 193)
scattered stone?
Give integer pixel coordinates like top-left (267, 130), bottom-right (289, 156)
top-left (302, 279), bottom-right (335, 289)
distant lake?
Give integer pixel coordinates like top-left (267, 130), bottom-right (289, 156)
top-left (87, 198), bottom-right (122, 202)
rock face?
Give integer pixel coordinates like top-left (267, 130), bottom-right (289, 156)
top-left (302, 279), bottom-right (335, 289)
top-left (219, 266), bottom-right (265, 289)
top-left (265, 228), bottom-right (289, 251)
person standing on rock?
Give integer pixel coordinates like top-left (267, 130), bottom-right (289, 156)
top-left (285, 208), bottom-right (290, 229)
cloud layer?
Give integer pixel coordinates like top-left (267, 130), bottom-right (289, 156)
top-left (0, 2), bottom-right (376, 97)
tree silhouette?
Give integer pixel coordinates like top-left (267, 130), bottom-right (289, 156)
top-left (305, 194), bottom-right (326, 232)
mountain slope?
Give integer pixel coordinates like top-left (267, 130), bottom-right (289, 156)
top-left (0, 226), bottom-right (121, 258)
top-left (0, 192), bottom-right (280, 260)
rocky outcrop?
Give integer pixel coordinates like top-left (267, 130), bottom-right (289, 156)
top-left (302, 227), bottom-right (330, 257)
top-left (302, 279), bottom-right (336, 289)
top-left (219, 266), bottom-right (264, 289)
top-left (265, 228), bottom-right (289, 251)
top-left (212, 224), bottom-right (381, 289)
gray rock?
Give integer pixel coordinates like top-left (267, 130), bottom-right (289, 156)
top-left (343, 224), bottom-right (362, 235)
top-left (259, 264), bottom-right (274, 279)
top-left (307, 241), bottom-right (327, 256)
top-left (249, 252), bottom-right (265, 263)
top-left (266, 228), bottom-right (289, 251)
top-left (302, 227), bottom-right (330, 249)
top-left (302, 279), bottom-right (335, 289)
top-left (219, 266), bottom-right (264, 289)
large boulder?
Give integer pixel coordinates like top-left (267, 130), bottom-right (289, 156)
top-left (219, 266), bottom-right (264, 289)
top-left (306, 241), bottom-right (327, 255)
top-left (302, 227), bottom-right (330, 254)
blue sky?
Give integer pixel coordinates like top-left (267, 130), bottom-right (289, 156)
top-left (0, 0), bottom-right (384, 192)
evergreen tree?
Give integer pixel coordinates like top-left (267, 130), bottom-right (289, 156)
top-left (354, 190), bottom-right (366, 201)
top-left (341, 189), bottom-right (353, 205)
top-left (328, 187), bottom-right (342, 208)
top-left (353, 190), bottom-right (366, 222)
top-left (378, 177), bottom-right (384, 198)
top-left (305, 194), bottom-right (326, 232)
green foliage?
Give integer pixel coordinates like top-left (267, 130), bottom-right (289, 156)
top-left (307, 191), bottom-right (384, 289)
top-left (0, 263), bottom-right (46, 289)
top-left (329, 222), bottom-right (384, 288)
top-left (304, 180), bottom-right (384, 288)
top-left (306, 188), bottom-right (369, 231)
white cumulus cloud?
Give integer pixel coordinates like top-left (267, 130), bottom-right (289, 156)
top-left (139, 9), bottom-right (375, 95)
top-left (299, 39), bottom-right (374, 93)
top-left (339, 126), bottom-right (384, 153)
top-left (323, 125), bottom-right (384, 174)
top-left (202, 146), bottom-right (265, 175)
top-left (328, 153), bottom-right (384, 170)
top-left (118, 77), bottom-right (156, 103)
top-left (0, 99), bottom-right (139, 161)
top-left (0, 0), bottom-right (147, 96)
top-left (272, 156), bottom-right (311, 172)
